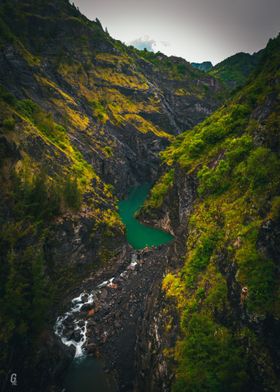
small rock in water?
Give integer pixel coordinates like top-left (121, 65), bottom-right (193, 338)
top-left (87, 309), bottom-right (95, 317)
top-left (64, 329), bottom-right (75, 339)
top-left (108, 282), bottom-right (118, 289)
top-left (72, 330), bottom-right (82, 342)
top-left (80, 303), bottom-right (93, 312)
top-left (81, 294), bottom-right (89, 302)
top-left (80, 311), bottom-right (88, 319)
top-left (63, 315), bottom-right (75, 325)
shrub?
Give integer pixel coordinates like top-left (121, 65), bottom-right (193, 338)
top-left (271, 196), bottom-right (280, 220)
top-left (103, 145), bottom-right (113, 158)
top-left (0, 85), bottom-right (15, 105)
top-left (184, 231), bottom-right (222, 286)
top-left (143, 169), bottom-right (174, 211)
top-left (189, 138), bottom-right (205, 157)
top-left (174, 314), bottom-right (248, 392)
top-left (3, 117), bottom-right (15, 130)
top-left (13, 170), bottom-right (61, 221)
top-left (64, 176), bottom-right (81, 211)
top-left (198, 160), bottom-right (231, 196)
top-left (202, 124), bottom-right (226, 144)
top-left (88, 99), bottom-right (108, 123)
top-left (16, 99), bottom-right (38, 118)
top-left (177, 63), bottom-right (187, 76)
top-left (236, 234), bottom-right (277, 312)
top-left (246, 147), bottom-right (280, 190)
top-left (225, 135), bottom-right (253, 164)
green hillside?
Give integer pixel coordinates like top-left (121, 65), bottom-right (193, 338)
top-left (209, 51), bottom-right (263, 90)
top-left (144, 34), bottom-right (280, 391)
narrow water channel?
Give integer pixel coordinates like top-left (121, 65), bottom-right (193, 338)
top-left (118, 183), bottom-right (173, 249)
top-left (58, 184), bottom-right (173, 391)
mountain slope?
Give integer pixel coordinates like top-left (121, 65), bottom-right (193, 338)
top-left (142, 34), bottom-right (280, 391)
top-left (209, 50), bottom-right (263, 90)
top-left (0, 0), bottom-right (226, 390)
top-left (0, 0), bottom-right (225, 193)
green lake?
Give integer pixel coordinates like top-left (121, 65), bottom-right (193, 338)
top-left (118, 184), bottom-right (173, 249)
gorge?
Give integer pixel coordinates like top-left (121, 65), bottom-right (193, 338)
top-left (0, 1), bottom-right (280, 392)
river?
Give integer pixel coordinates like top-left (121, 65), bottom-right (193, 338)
top-left (118, 183), bottom-right (173, 249)
top-left (55, 184), bottom-right (173, 391)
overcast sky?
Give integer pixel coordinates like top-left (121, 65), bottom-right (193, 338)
top-left (73, 0), bottom-right (280, 65)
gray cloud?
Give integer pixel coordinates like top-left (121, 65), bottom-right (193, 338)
top-left (160, 41), bottom-right (170, 48)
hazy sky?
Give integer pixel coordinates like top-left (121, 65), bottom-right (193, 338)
top-left (73, 0), bottom-right (280, 64)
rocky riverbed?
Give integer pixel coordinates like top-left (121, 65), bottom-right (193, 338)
top-left (54, 242), bottom-right (177, 391)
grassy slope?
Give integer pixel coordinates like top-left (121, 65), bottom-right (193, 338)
top-left (209, 51), bottom-right (263, 91)
top-left (144, 35), bottom-right (280, 391)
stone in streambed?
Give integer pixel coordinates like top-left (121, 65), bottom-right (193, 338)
top-left (77, 320), bottom-right (85, 327)
top-left (81, 294), bottom-right (89, 302)
top-left (87, 309), bottom-right (95, 317)
top-left (63, 315), bottom-right (75, 325)
top-left (80, 303), bottom-right (93, 312)
top-left (71, 330), bottom-right (82, 342)
top-left (100, 289), bottom-right (108, 300)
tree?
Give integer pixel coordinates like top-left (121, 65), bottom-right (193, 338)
top-left (64, 176), bottom-right (81, 211)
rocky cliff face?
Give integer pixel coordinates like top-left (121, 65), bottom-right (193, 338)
top-left (0, 0), bottom-right (224, 194)
top-left (135, 168), bottom-right (197, 391)
top-left (141, 34), bottom-right (280, 391)
top-left (0, 1), bottom-right (226, 390)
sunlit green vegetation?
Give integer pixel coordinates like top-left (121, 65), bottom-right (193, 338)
top-left (145, 34), bottom-right (280, 391)
top-left (209, 51), bottom-right (262, 90)
top-left (174, 314), bottom-right (248, 392)
top-left (141, 169), bottom-right (175, 214)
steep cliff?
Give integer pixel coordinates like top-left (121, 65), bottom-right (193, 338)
top-left (142, 34), bottom-right (280, 391)
top-left (0, 0), bottom-right (226, 390)
top-left (0, 0), bottom-right (225, 194)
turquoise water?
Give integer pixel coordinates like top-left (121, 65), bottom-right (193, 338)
top-left (118, 184), bottom-right (173, 249)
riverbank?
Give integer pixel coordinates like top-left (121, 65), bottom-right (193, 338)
top-left (54, 242), bottom-right (176, 391)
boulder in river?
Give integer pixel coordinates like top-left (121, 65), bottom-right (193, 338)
top-left (72, 330), bottom-right (82, 342)
top-left (87, 309), bottom-right (95, 317)
top-left (80, 303), bottom-right (93, 312)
